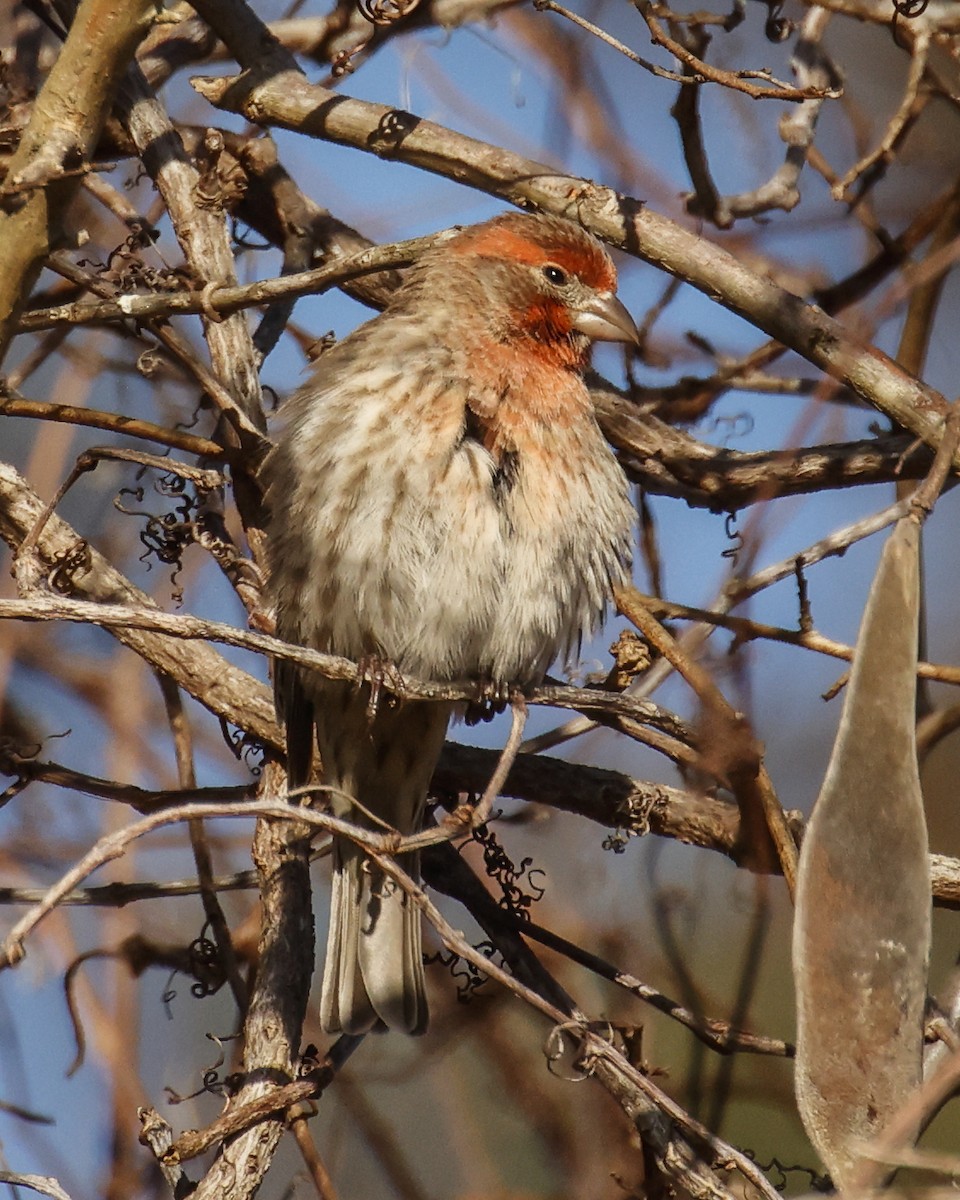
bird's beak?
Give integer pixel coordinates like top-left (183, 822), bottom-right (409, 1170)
top-left (572, 291), bottom-right (639, 346)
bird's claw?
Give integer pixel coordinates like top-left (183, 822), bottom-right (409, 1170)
top-left (356, 653), bottom-right (405, 720)
top-left (465, 677), bottom-right (512, 726)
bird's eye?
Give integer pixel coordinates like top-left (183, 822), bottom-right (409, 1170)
top-left (542, 264), bottom-right (568, 286)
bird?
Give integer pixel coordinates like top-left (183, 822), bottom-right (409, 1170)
top-left (265, 210), bottom-right (637, 1034)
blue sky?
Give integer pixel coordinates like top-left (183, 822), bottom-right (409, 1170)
top-left (3, 1), bottom-right (960, 1191)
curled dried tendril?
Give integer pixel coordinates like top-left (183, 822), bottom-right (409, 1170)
top-left (164, 1032), bottom-right (242, 1103)
top-left (48, 540), bottom-right (92, 594)
top-left (721, 511), bottom-right (744, 564)
top-left (76, 227), bottom-right (181, 297)
top-left (544, 1021), bottom-right (593, 1081)
top-left (115, 474), bottom-right (204, 603)
top-left (545, 1020), bottom-right (617, 1081)
top-left (760, 0), bottom-right (794, 41)
top-left (424, 815), bottom-right (545, 1001)
top-left (370, 109), bottom-right (419, 151)
top-left (333, 0), bottom-right (422, 75)
top-left (358, 0), bottom-right (420, 24)
top-left (424, 944), bottom-right (496, 1002)
top-left (218, 719), bottom-right (265, 772)
top-left (159, 926), bottom-right (226, 1013)
top-left (136, 346), bottom-right (163, 376)
top-left (470, 819), bottom-right (546, 921)
top-left (892, 0), bottom-right (928, 14)
top-left (745, 1153), bottom-right (829, 1194)
top-left (188, 931), bottom-right (226, 999)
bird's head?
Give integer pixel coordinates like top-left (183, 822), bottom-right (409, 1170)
top-left (427, 211), bottom-right (638, 369)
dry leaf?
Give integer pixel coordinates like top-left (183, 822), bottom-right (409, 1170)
top-left (793, 518), bottom-right (930, 1188)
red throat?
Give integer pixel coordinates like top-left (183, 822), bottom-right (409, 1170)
top-left (519, 298), bottom-right (585, 366)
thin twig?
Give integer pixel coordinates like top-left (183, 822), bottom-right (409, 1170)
top-left (0, 1173), bottom-right (75, 1200)
top-left (157, 672), bottom-right (248, 1012)
top-left (289, 1114), bottom-right (340, 1200)
top-left (515, 915), bottom-right (793, 1056)
top-left (537, 0), bottom-right (836, 100)
top-left (630, 591), bottom-right (960, 686)
top-left (468, 696), bottom-right (527, 826)
top-left (616, 586), bottom-right (798, 892)
top-left (831, 30), bottom-right (930, 201)
top-left (20, 234), bottom-right (443, 332)
top-left (167, 1038), bottom-right (363, 1163)
top-left (0, 871), bottom-right (260, 907)
top-left (0, 594), bottom-right (692, 742)
top-left (0, 389), bottom-right (229, 460)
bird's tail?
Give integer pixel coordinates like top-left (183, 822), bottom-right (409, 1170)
top-left (320, 836), bottom-right (427, 1034)
top-left (315, 689), bottom-right (452, 1034)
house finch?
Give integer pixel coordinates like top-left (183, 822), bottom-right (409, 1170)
top-left (266, 210), bottom-right (636, 1034)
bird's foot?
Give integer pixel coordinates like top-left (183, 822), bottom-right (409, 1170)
top-left (355, 653), bottom-right (405, 720)
top-left (464, 677), bottom-right (511, 726)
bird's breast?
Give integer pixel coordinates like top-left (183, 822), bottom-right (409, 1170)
top-left (276, 347), bottom-right (630, 688)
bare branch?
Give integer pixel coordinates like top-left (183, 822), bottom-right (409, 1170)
top-left (0, 460), bottom-right (280, 747)
top-left (187, 33), bottom-right (953, 463)
top-left (0, 0), bottom-right (155, 359)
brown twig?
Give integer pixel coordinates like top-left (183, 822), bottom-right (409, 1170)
top-left (0, 0), bottom-right (155, 361)
top-left (0, 1172), bottom-right (75, 1200)
top-left (831, 28), bottom-right (931, 202)
top-left (614, 585), bottom-right (799, 893)
top-left (0, 872), bottom-right (259, 907)
top-left (376, 840), bottom-right (779, 1200)
top-left (537, 0), bottom-right (837, 100)
top-left (19, 233), bottom-right (442, 333)
top-left (629, 591), bottom-right (960, 686)
top-left (166, 1057), bottom-right (347, 1163)
top-left (157, 671), bottom-right (248, 1012)
top-left (0, 389), bottom-right (229, 460)
top-left (187, 30), bottom-right (954, 468)
top-left (510, 914), bottom-right (792, 1056)
top-left (691, 5), bottom-right (840, 223)
top-left (288, 1113), bottom-right (339, 1200)
top-left (0, 594), bottom-right (695, 747)
top-left (14, 446), bottom-right (223, 581)
top-left (115, 62), bottom-right (265, 435)
top-left (0, 460), bottom-right (280, 747)
top-left (39, 250), bottom-right (260, 426)
top-left (523, 495), bottom-right (913, 756)
top-left (183, 760), bottom-right (316, 1200)
top-left (466, 695), bottom-right (527, 827)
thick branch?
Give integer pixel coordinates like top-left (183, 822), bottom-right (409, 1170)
top-left (187, 15), bottom-right (951, 461)
top-left (0, 0), bottom-right (154, 361)
top-left (0, 592), bottom-right (693, 748)
top-left (593, 382), bottom-right (931, 509)
top-left (0, 461), bottom-right (279, 746)
top-left (189, 762), bottom-right (314, 1200)
top-left (116, 64), bottom-right (264, 431)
